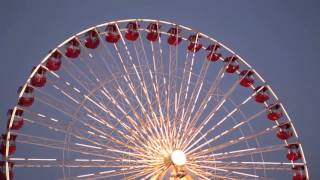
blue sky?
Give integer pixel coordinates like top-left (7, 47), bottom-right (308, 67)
top-left (0, 0), bottom-right (319, 179)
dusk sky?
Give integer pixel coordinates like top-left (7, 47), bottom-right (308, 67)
top-left (0, 0), bottom-right (319, 179)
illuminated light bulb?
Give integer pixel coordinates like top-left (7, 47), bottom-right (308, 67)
top-left (171, 150), bottom-right (187, 166)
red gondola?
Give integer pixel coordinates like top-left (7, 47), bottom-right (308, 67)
top-left (7, 109), bottom-right (24, 130)
top-left (167, 27), bottom-right (182, 46)
top-left (125, 22), bottom-right (140, 41)
top-left (276, 123), bottom-right (293, 140)
top-left (206, 44), bottom-right (222, 61)
top-left (84, 30), bottom-right (100, 49)
top-left (292, 166), bottom-right (307, 180)
top-left (187, 34), bottom-right (202, 53)
top-left (46, 50), bottom-right (62, 71)
top-left (146, 23), bottom-right (161, 42)
top-left (65, 39), bottom-right (81, 58)
top-left (224, 56), bottom-right (239, 73)
top-left (239, 70), bottom-right (254, 87)
top-left (286, 144), bottom-right (302, 161)
top-left (0, 161), bottom-right (14, 180)
top-left (31, 67), bottom-right (47, 87)
top-left (105, 24), bottom-right (120, 43)
top-left (267, 104), bottom-right (283, 121)
top-left (254, 86), bottom-right (269, 103)
top-left (18, 86), bottom-right (34, 107)
top-left (0, 134), bottom-right (17, 156)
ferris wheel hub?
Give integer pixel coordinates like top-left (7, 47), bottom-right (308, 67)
top-left (171, 150), bottom-right (187, 166)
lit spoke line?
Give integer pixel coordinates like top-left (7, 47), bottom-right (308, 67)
top-left (67, 167), bottom-right (152, 180)
top-left (177, 59), bottom-right (231, 148)
top-left (149, 28), bottom-right (166, 126)
top-left (141, 166), bottom-right (167, 180)
top-left (167, 32), bottom-right (180, 127)
top-left (175, 51), bottom-right (192, 141)
top-left (18, 129), bottom-right (150, 161)
top-left (77, 39), bottom-right (152, 139)
top-left (10, 158), bottom-right (162, 168)
top-left (192, 160), bottom-right (304, 170)
top-left (76, 37), bottom-right (117, 84)
top-left (17, 114), bottom-right (153, 161)
top-left (104, 92), bottom-right (170, 154)
top-left (109, 26), bottom-right (173, 152)
top-left (112, 27), bottom-right (163, 143)
top-left (189, 162), bottom-right (261, 179)
top-left (83, 94), bottom-right (158, 154)
top-left (175, 35), bottom-right (202, 149)
top-left (132, 31), bottom-right (171, 148)
top-left (99, 87), bottom-right (146, 134)
top-left (184, 106), bottom-right (267, 153)
top-left (189, 125), bottom-right (278, 157)
top-left (103, 84), bottom-right (175, 154)
top-left (14, 133), bottom-right (125, 160)
top-left (179, 54), bottom-right (210, 142)
top-left (85, 165), bottom-right (162, 180)
top-left (26, 91), bottom-right (143, 153)
top-left (21, 114), bottom-right (139, 154)
top-left (164, 44), bottom-right (177, 149)
top-left (80, 38), bottom-right (159, 145)
top-left (126, 166), bottom-right (165, 180)
top-left (149, 37), bottom-right (169, 146)
top-left (192, 144), bottom-right (286, 161)
top-left (151, 34), bottom-right (177, 150)
top-left (97, 57), bottom-right (162, 150)
top-left (182, 86), bottom-right (264, 152)
top-left (36, 69), bottom-right (143, 146)
top-left (186, 166), bottom-right (221, 180)
top-left (94, 30), bottom-right (174, 153)
top-left (182, 69), bottom-right (250, 151)
top-left (58, 55), bottom-right (98, 91)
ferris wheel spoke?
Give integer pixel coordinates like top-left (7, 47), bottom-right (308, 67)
top-left (65, 167), bottom-right (148, 180)
top-left (21, 111), bottom-right (144, 154)
top-left (15, 132), bottom-right (154, 161)
top-left (188, 162), bottom-right (266, 179)
top-left (150, 37), bottom-right (165, 119)
top-left (176, 34), bottom-right (199, 112)
top-left (186, 166), bottom-right (223, 180)
top-left (152, 35), bottom-right (179, 149)
top-left (193, 144), bottom-right (287, 161)
top-left (30, 85), bottom-right (134, 143)
top-left (89, 86), bottom-right (173, 154)
top-left (125, 167), bottom-right (164, 180)
top-left (14, 133), bottom-right (113, 158)
top-left (32, 87), bottom-right (78, 115)
top-left (10, 158), bottom-right (157, 168)
top-left (84, 90), bottom-right (168, 153)
top-left (132, 37), bottom-right (171, 145)
top-left (111, 26), bottom-right (166, 143)
top-left (184, 106), bottom-right (267, 153)
top-left (58, 56), bottom-right (99, 91)
top-left (78, 30), bottom-right (168, 145)
top-left (184, 85), bottom-right (265, 152)
top-left (188, 125), bottom-right (278, 157)
top-left (180, 56), bottom-right (210, 132)
top-left (176, 37), bottom-right (201, 136)
top-left (181, 69), bottom-right (247, 151)
top-left (149, 41), bottom-right (168, 141)
top-left (193, 160), bottom-right (304, 171)
top-left (177, 60), bottom-right (230, 149)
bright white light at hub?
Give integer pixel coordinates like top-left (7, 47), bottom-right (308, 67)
top-left (171, 150), bottom-right (186, 166)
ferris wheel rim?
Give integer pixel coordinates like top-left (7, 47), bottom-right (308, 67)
top-left (3, 18), bottom-right (309, 179)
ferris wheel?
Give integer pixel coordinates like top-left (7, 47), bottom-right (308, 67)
top-left (0, 19), bottom-right (309, 180)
